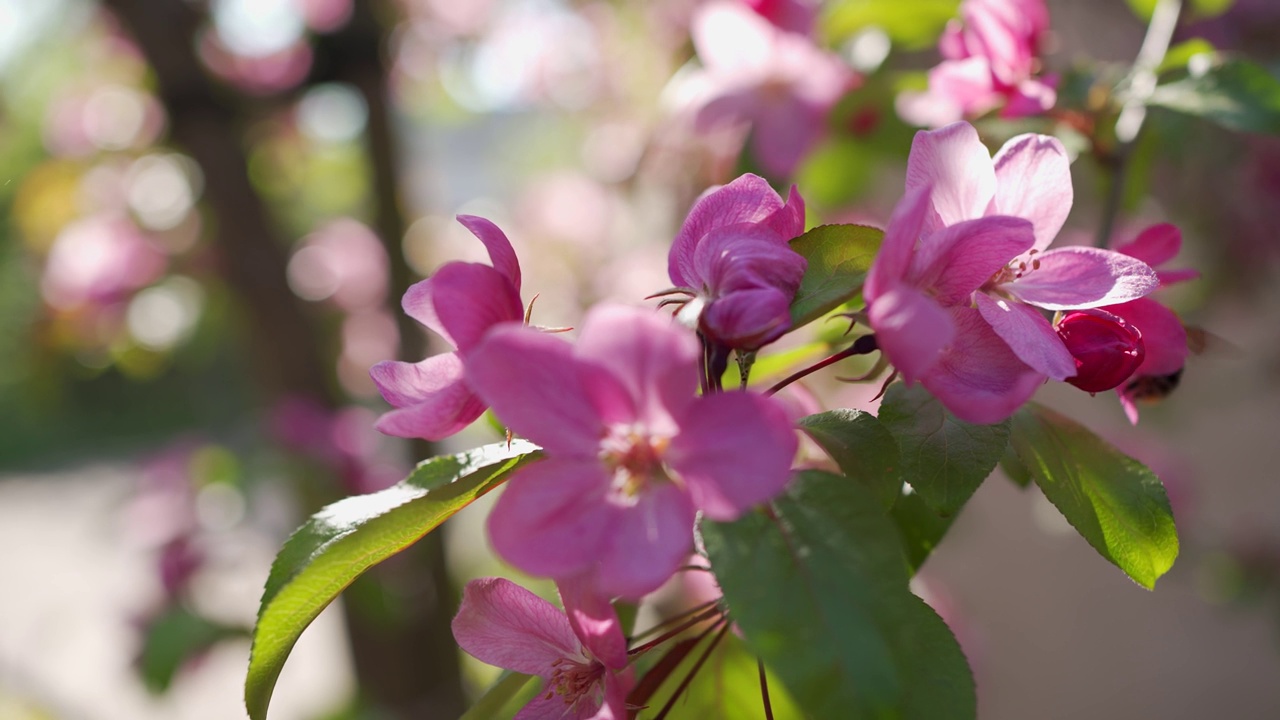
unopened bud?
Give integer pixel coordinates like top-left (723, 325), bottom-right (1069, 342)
top-left (1056, 310), bottom-right (1146, 393)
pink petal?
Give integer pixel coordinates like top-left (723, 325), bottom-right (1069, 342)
top-left (428, 263), bottom-right (525, 352)
top-left (750, 96), bottom-right (825, 178)
top-left (1117, 388), bottom-right (1142, 425)
top-left (927, 57), bottom-right (1003, 117)
top-left (573, 305), bottom-right (700, 457)
top-left (668, 391), bottom-right (796, 521)
top-left (601, 671), bottom-right (633, 720)
top-left (909, 215), bottom-right (1034, 304)
top-left (990, 133), bottom-right (1072, 254)
top-left (1001, 77), bottom-right (1057, 118)
top-left (692, 1), bottom-right (775, 76)
top-left (371, 356), bottom-right (489, 440)
top-left (488, 458), bottom-right (616, 580)
top-left (1157, 268), bottom-right (1200, 286)
top-left (1104, 298), bottom-right (1189, 377)
top-left (557, 577), bottom-right (628, 669)
top-left (867, 285), bottom-right (956, 384)
top-left (466, 326), bottom-right (606, 456)
top-left (456, 214), bottom-right (522, 292)
top-left (765, 184), bottom-right (806, 240)
top-left (693, 224), bottom-right (805, 294)
top-left (669, 174), bottom-right (787, 288)
top-left (401, 278), bottom-right (452, 347)
top-left (920, 306), bottom-right (1046, 424)
top-left (452, 577), bottom-right (581, 677)
top-left (974, 292), bottom-right (1076, 380)
top-left (906, 121), bottom-right (999, 229)
top-left (700, 286), bottom-right (794, 349)
top-left (592, 482), bottom-right (698, 600)
top-left (1005, 246), bottom-right (1159, 310)
top-left (1113, 223), bottom-right (1180, 267)
top-left (866, 185), bottom-right (933, 303)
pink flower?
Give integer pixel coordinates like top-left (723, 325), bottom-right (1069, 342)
top-left (465, 305), bottom-right (797, 599)
top-left (898, 0), bottom-right (1056, 127)
top-left (864, 123), bottom-right (1158, 423)
top-left (1055, 309), bottom-right (1146, 393)
top-left (1101, 223), bottom-right (1199, 423)
top-left (452, 577), bottom-right (632, 720)
top-left (742, 0), bottom-right (819, 35)
top-left (369, 215), bottom-right (524, 440)
top-left (665, 174), bottom-right (807, 350)
top-left (683, 1), bottom-right (857, 177)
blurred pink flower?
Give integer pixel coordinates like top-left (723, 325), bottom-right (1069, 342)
top-left (41, 214), bottom-right (167, 310)
top-left (898, 0), bottom-right (1056, 127)
top-left (370, 215), bottom-right (524, 441)
top-left (683, 1), bottom-right (857, 177)
top-left (452, 577), bottom-right (632, 720)
top-left (293, 0), bottom-right (353, 32)
top-left (742, 0), bottom-right (819, 35)
top-left (466, 305), bottom-right (797, 600)
top-left (864, 123), bottom-right (1157, 423)
top-left (287, 218), bottom-right (390, 311)
top-left (665, 173), bottom-right (807, 350)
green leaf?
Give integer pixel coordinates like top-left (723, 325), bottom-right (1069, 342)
top-left (878, 383), bottom-right (1011, 516)
top-left (798, 409), bottom-right (902, 510)
top-left (1157, 39), bottom-right (1217, 75)
top-left (1009, 404), bottom-right (1179, 589)
top-left (246, 441), bottom-right (541, 720)
top-left (702, 470), bottom-right (974, 719)
top-left (639, 632), bottom-right (805, 719)
top-left (889, 490), bottom-right (956, 572)
top-left (1147, 59), bottom-right (1280, 135)
top-left (999, 442), bottom-right (1033, 488)
top-left (459, 672), bottom-right (537, 720)
top-left (823, 0), bottom-right (961, 49)
top-left (1126, 0), bottom-right (1234, 20)
top-left (788, 224), bottom-right (883, 331)
top-left (138, 608), bottom-right (246, 693)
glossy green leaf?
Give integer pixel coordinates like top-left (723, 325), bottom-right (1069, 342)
top-left (459, 671), bottom-right (537, 720)
top-left (702, 470), bottom-right (974, 719)
top-left (1009, 404), bottom-right (1179, 589)
top-left (823, 0), bottom-right (960, 49)
top-left (878, 383), bottom-right (1010, 516)
top-left (890, 490), bottom-right (956, 572)
top-left (798, 409), bottom-right (903, 510)
top-left (1147, 59), bottom-right (1280, 135)
top-left (788, 224), bottom-right (883, 331)
top-left (246, 441), bottom-right (541, 720)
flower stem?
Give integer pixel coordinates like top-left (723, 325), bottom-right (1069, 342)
top-left (628, 604), bottom-right (724, 656)
top-left (766, 334), bottom-right (878, 396)
top-left (653, 619), bottom-right (732, 720)
top-left (759, 659), bottom-right (775, 720)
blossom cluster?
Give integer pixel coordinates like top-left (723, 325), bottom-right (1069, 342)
top-left (371, 120), bottom-right (1195, 716)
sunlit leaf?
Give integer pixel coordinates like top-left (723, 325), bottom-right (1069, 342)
top-left (1009, 404), bottom-right (1179, 589)
top-left (788, 223), bottom-right (883, 330)
top-left (798, 409), bottom-right (902, 509)
top-left (246, 441), bottom-right (541, 720)
top-left (878, 383), bottom-right (1010, 516)
top-left (1147, 58), bottom-right (1280, 135)
top-left (823, 0), bottom-right (961, 49)
top-left (702, 470), bottom-right (974, 719)
top-left (459, 671), bottom-right (537, 720)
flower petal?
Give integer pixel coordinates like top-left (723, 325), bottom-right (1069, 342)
top-left (1005, 246), bottom-right (1158, 310)
top-left (909, 215), bottom-right (1034, 304)
top-left (867, 285), bottom-right (956, 384)
top-left (401, 278), bottom-right (451, 347)
top-left (428, 262), bottom-right (525, 352)
top-left (1104, 298), bottom-right (1189, 377)
top-left (669, 174), bottom-right (786, 287)
top-left (991, 133), bottom-right (1073, 254)
top-left (905, 121), bottom-right (998, 228)
top-left (370, 355), bottom-right (488, 440)
top-left (701, 286), bottom-right (794, 350)
top-left (1113, 223), bottom-right (1180, 267)
top-left (557, 577), bottom-right (628, 669)
top-left (668, 391), bottom-right (797, 521)
top-left (488, 458), bottom-right (616, 580)
top-left (921, 306), bottom-right (1046, 424)
top-left (456, 214), bottom-right (522, 291)
top-left (750, 96), bottom-right (825, 178)
top-left (694, 223), bottom-right (805, 294)
top-left (592, 482), bottom-right (698, 600)
top-left (573, 305), bottom-right (700, 436)
top-left (765, 184), bottom-right (806, 240)
top-left (865, 184), bottom-right (931, 303)
top-left (452, 577), bottom-right (581, 677)
top-left (466, 326), bottom-right (606, 456)
top-left (975, 292), bottom-right (1076, 380)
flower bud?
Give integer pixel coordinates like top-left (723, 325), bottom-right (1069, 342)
top-left (1056, 310), bottom-right (1145, 393)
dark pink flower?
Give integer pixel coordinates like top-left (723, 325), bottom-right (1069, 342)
top-left (898, 0), bottom-right (1055, 127)
top-left (1055, 309), bottom-right (1146, 393)
top-left (1102, 223), bottom-right (1199, 423)
top-left (742, 0), bottom-right (819, 35)
top-left (369, 215), bottom-right (524, 440)
top-left (683, 2), bottom-right (857, 177)
top-left (864, 123), bottom-right (1158, 423)
top-left (452, 577), bottom-right (632, 720)
top-left (665, 174), bottom-right (807, 350)
top-left (465, 305), bottom-right (797, 599)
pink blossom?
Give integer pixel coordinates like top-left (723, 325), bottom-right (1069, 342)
top-left (369, 215), bottom-right (524, 441)
top-left (742, 0), bottom-right (819, 35)
top-left (465, 305), bottom-right (797, 599)
top-left (1055, 309), bottom-right (1146, 393)
top-left (664, 174), bottom-right (807, 350)
top-left (898, 0), bottom-right (1056, 127)
top-left (41, 214), bottom-right (167, 310)
top-left (683, 1), bottom-right (857, 177)
top-left (864, 123), bottom-right (1158, 423)
top-left (452, 577), bottom-right (632, 719)
top-left (1101, 223), bottom-right (1199, 424)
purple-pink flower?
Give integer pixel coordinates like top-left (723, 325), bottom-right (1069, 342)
top-left (369, 215), bottom-right (524, 441)
top-left (681, 1), bottom-right (857, 177)
top-left (865, 122), bottom-right (1158, 423)
top-left (465, 304), bottom-right (797, 600)
top-left (1101, 223), bottom-right (1199, 423)
top-left (665, 174), bottom-right (807, 350)
top-left (452, 577), bottom-right (632, 720)
top-left (898, 0), bottom-right (1056, 128)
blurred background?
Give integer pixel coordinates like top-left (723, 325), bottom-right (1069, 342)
top-left (1, 0), bottom-right (1278, 718)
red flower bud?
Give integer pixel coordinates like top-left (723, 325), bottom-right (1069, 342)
top-left (1056, 310), bottom-right (1146, 393)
